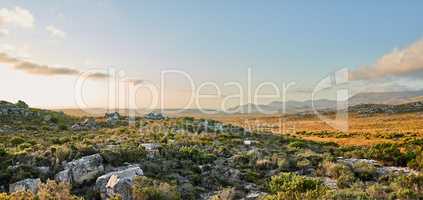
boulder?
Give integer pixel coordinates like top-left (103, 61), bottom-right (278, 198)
top-left (96, 166), bottom-right (144, 200)
top-left (245, 192), bottom-right (267, 199)
top-left (71, 124), bottom-right (82, 131)
top-left (337, 157), bottom-right (417, 176)
top-left (337, 157), bottom-right (381, 167)
top-left (9, 178), bottom-right (41, 194)
top-left (82, 118), bottom-right (97, 130)
top-left (377, 166), bottom-right (418, 176)
top-left (71, 118), bottom-right (98, 131)
top-left (55, 169), bottom-right (71, 184)
top-left (105, 112), bottom-right (120, 126)
top-left (56, 154), bottom-right (104, 185)
top-left (141, 143), bottom-right (160, 158)
top-left (35, 166), bottom-right (50, 176)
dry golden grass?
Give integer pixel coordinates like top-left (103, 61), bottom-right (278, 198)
top-left (209, 112), bottom-right (423, 146)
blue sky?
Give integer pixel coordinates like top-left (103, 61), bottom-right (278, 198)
top-left (1, 1), bottom-right (423, 108)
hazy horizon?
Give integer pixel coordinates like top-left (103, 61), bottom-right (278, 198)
top-left (1, 1), bottom-right (423, 109)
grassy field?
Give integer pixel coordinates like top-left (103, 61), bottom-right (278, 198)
top-left (209, 112), bottom-right (423, 146)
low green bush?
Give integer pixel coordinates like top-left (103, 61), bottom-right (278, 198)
top-left (352, 162), bottom-right (377, 181)
top-left (268, 172), bottom-right (324, 194)
top-left (132, 176), bottom-right (181, 200)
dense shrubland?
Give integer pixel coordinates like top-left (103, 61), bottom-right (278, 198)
top-left (0, 101), bottom-right (422, 199)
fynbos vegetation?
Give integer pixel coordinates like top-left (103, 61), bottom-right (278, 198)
top-left (0, 101), bottom-right (422, 199)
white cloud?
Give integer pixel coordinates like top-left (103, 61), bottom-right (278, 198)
top-left (0, 29), bottom-right (9, 36)
top-left (0, 44), bottom-right (31, 59)
top-left (351, 38), bottom-right (423, 80)
top-left (46, 25), bottom-right (66, 39)
top-left (0, 7), bottom-right (34, 28)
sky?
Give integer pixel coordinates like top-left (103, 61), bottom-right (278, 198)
top-left (1, 1), bottom-right (423, 110)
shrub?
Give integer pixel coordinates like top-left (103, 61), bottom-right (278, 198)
top-left (352, 162), bottom-right (377, 181)
top-left (337, 173), bottom-right (356, 188)
top-left (101, 145), bottom-right (146, 166)
top-left (276, 157), bottom-right (297, 171)
top-left (323, 188), bottom-right (370, 200)
top-left (319, 161), bottom-right (353, 179)
top-left (132, 176), bottom-right (181, 200)
top-left (389, 174), bottom-right (423, 199)
top-left (52, 145), bottom-right (72, 163)
top-left (18, 143), bottom-right (32, 151)
top-left (288, 141), bottom-right (308, 149)
top-left (177, 146), bottom-right (215, 164)
top-left (366, 184), bottom-right (391, 200)
top-left (256, 159), bottom-right (277, 170)
top-left (210, 188), bottom-right (241, 200)
top-left (10, 137), bottom-right (26, 146)
top-left (367, 143), bottom-right (404, 165)
top-left (0, 191), bottom-right (35, 200)
top-left (37, 180), bottom-right (81, 200)
top-left (268, 172), bottom-right (324, 194)
top-left (15, 100), bottom-right (29, 109)
top-left (264, 172), bottom-right (327, 200)
top-left (0, 148), bottom-right (7, 157)
top-left (262, 189), bottom-right (327, 200)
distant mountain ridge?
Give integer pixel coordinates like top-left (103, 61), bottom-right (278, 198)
top-left (348, 101), bottom-right (423, 115)
top-left (229, 89), bottom-right (423, 114)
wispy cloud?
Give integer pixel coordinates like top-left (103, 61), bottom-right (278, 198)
top-left (0, 7), bottom-right (34, 29)
top-left (0, 29), bottom-right (9, 36)
top-left (0, 52), bottom-right (146, 83)
top-left (0, 52), bottom-right (108, 79)
top-left (46, 25), bottom-right (66, 39)
top-left (351, 38), bottom-right (423, 80)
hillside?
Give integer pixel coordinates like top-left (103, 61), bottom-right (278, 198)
top-left (348, 101), bottom-right (423, 115)
top-left (0, 100), bottom-right (422, 199)
top-left (0, 101), bottom-right (77, 133)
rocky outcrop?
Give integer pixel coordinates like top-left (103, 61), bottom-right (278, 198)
top-left (337, 157), bottom-right (418, 176)
top-left (337, 157), bottom-right (381, 167)
top-left (55, 154), bottom-right (104, 185)
top-left (9, 178), bottom-right (41, 194)
top-left (71, 118), bottom-right (98, 131)
top-left (96, 166), bottom-right (144, 200)
top-left (0, 101), bottom-right (35, 118)
top-left (105, 112), bottom-right (120, 126)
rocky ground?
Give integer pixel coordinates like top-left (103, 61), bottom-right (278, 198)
top-left (0, 101), bottom-right (422, 200)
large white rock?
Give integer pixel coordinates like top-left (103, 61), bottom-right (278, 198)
top-left (96, 167), bottom-right (144, 200)
top-left (56, 154), bottom-right (104, 185)
top-left (9, 178), bottom-right (41, 194)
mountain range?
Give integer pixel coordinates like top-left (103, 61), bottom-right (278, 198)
top-left (228, 89), bottom-right (423, 114)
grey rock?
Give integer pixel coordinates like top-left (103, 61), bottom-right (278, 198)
top-left (376, 166), bottom-right (418, 176)
top-left (71, 124), bottom-right (82, 131)
top-left (55, 169), bottom-right (71, 184)
top-left (245, 192), bottom-right (267, 199)
top-left (105, 112), bottom-right (120, 126)
top-left (141, 143), bottom-right (160, 158)
top-left (321, 177), bottom-right (337, 189)
top-left (96, 166), bottom-right (144, 200)
top-left (337, 157), bottom-right (381, 167)
top-left (71, 118), bottom-right (98, 131)
top-left (9, 178), bottom-right (41, 194)
top-left (35, 166), bottom-right (50, 175)
top-left (63, 154), bottom-right (104, 185)
top-left (337, 157), bottom-right (417, 176)
top-left (82, 118), bottom-right (97, 129)
top-left (144, 112), bottom-right (165, 120)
